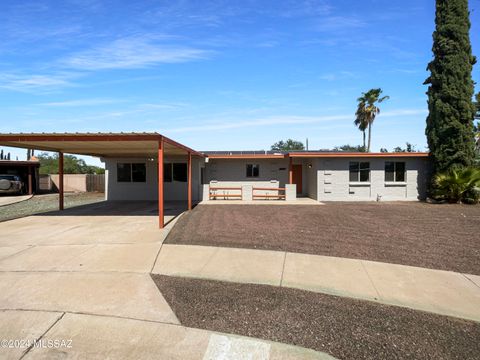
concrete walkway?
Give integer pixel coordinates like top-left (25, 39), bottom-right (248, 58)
top-left (1, 310), bottom-right (334, 360)
top-left (153, 244), bottom-right (480, 322)
top-left (0, 194), bottom-right (32, 207)
top-left (0, 203), bottom-right (334, 359)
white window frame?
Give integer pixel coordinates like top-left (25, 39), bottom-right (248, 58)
top-left (384, 161), bottom-right (406, 183)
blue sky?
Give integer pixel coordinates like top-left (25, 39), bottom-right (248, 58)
top-left (1, 0), bottom-right (479, 166)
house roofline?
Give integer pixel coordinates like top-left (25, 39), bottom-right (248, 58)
top-left (207, 154), bottom-right (286, 159)
top-left (287, 152), bottom-right (430, 158)
top-left (0, 160), bottom-right (40, 166)
top-left (207, 152), bottom-right (430, 159)
top-left (0, 132), bottom-right (205, 158)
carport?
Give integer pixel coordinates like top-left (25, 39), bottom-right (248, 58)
top-left (0, 133), bottom-right (204, 228)
top-left (0, 159), bottom-right (40, 194)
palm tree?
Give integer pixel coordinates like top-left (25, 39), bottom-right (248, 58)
top-left (354, 103), bottom-right (368, 150)
top-left (356, 88), bottom-right (389, 152)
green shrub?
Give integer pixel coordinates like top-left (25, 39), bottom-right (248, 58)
top-left (432, 167), bottom-right (480, 204)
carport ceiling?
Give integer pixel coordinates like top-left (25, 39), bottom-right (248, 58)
top-left (0, 133), bottom-right (204, 158)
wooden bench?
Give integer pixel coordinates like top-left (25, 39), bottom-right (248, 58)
top-left (209, 186), bottom-right (242, 200)
top-left (252, 187), bottom-right (286, 200)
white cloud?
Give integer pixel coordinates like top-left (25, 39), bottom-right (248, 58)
top-left (167, 115), bottom-right (350, 133)
top-left (273, 0), bottom-right (332, 18)
top-left (0, 73), bottom-right (77, 92)
top-left (38, 98), bottom-right (122, 107)
top-left (315, 16), bottom-right (366, 32)
top-left (138, 102), bottom-right (189, 110)
top-left (380, 109), bottom-right (428, 117)
top-left (63, 36), bottom-right (210, 70)
top-left (319, 71), bottom-right (359, 81)
top-left (165, 108), bottom-right (427, 133)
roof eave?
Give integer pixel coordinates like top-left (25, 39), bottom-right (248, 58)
top-left (287, 152), bottom-right (430, 158)
top-left (0, 133), bottom-right (205, 158)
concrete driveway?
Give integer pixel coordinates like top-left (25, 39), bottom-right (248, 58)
top-left (0, 201), bottom-right (330, 360)
top-left (0, 194), bottom-right (32, 207)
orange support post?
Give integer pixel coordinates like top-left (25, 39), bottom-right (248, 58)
top-left (59, 152), bottom-right (64, 210)
top-left (187, 152), bottom-right (192, 210)
top-left (288, 157), bottom-right (293, 184)
top-left (158, 139), bottom-right (164, 229)
top-left (28, 165), bottom-right (33, 195)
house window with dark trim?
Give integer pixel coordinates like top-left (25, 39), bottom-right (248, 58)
top-left (164, 163), bottom-right (172, 182)
top-left (163, 163), bottom-right (187, 182)
top-left (349, 162), bottom-right (370, 182)
top-left (132, 163), bottom-right (146, 182)
top-left (173, 163), bottom-right (187, 182)
top-left (117, 163), bottom-right (131, 182)
top-left (117, 163), bottom-right (146, 182)
top-left (246, 164), bottom-right (260, 177)
top-left (385, 161), bottom-right (406, 182)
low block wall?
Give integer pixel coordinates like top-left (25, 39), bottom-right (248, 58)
top-left (42, 174), bottom-right (105, 193)
top-left (206, 181), bottom-right (287, 201)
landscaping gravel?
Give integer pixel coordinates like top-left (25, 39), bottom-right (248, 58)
top-left (0, 193), bottom-right (105, 222)
top-left (153, 275), bottom-right (480, 360)
top-left (165, 202), bottom-right (480, 274)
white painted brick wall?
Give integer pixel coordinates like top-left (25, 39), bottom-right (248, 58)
top-left (315, 157), bottom-right (429, 201)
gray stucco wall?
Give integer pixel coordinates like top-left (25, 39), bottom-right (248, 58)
top-left (105, 155), bottom-right (429, 202)
top-left (205, 158), bottom-right (290, 188)
top-left (204, 156), bottom-right (429, 202)
top-left (104, 156), bottom-right (204, 201)
top-left (313, 157), bottom-right (429, 201)
top-left (205, 158), bottom-right (313, 196)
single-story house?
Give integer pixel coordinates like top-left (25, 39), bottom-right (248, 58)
top-left (0, 133), bottom-right (430, 227)
top-left (205, 151), bottom-right (430, 202)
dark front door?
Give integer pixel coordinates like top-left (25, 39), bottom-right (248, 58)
top-left (292, 164), bottom-right (302, 194)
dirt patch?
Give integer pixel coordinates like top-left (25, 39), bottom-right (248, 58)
top-left (0, 192), bottom-right (105, 222)
top-left (153, 275), bottom-right (480, 360)
top-left (165, 203), bottom-right (480, 274)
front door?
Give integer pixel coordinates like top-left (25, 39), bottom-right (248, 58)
top-left (292, 164), bottom-right (302, 194)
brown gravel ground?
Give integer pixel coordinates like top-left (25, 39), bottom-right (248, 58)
top-left (165, 203), bottom-right (480, 274)
top-left (152, 275), bottom-right (480, 360)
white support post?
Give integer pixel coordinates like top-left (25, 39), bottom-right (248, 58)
top-left (285, 184), bottom-right (297, 201)
top-left (242, 185), bottom-right (253, 201)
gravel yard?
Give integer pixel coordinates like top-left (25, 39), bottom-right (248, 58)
top-left (0, 192), bottom-right (105, 222)
top-left (165, 202), bottom-right (480, 274)
top-left (153, 275), bottom-right (480, 360)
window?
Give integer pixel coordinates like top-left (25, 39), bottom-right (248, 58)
top-left (117, 163), bottom-right (132, 182)
top-left (385, 161), bottom-right (406, 182)
top-left (173, 163), bottom-right (187, 182)
top-left (164, 163), bottom-right (172, 182)
top-left (131, 163), bottom-right (146, 182)
top-left (163, 163), bottom-right (187, 182)
top-left (117, 163), bottom-right (146, 182)
top-left (246, 164), bottom-right (260, 177)
top-left (349, 162), bottom-right (370, 182)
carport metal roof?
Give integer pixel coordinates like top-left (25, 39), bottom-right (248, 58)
top-left (0, 132), bottom-right (204, 158)
top-left (0, 132), bottom-right (201, 229)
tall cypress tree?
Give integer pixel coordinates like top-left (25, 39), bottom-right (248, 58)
top-left (424, 0), bottom-right (476, 173)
